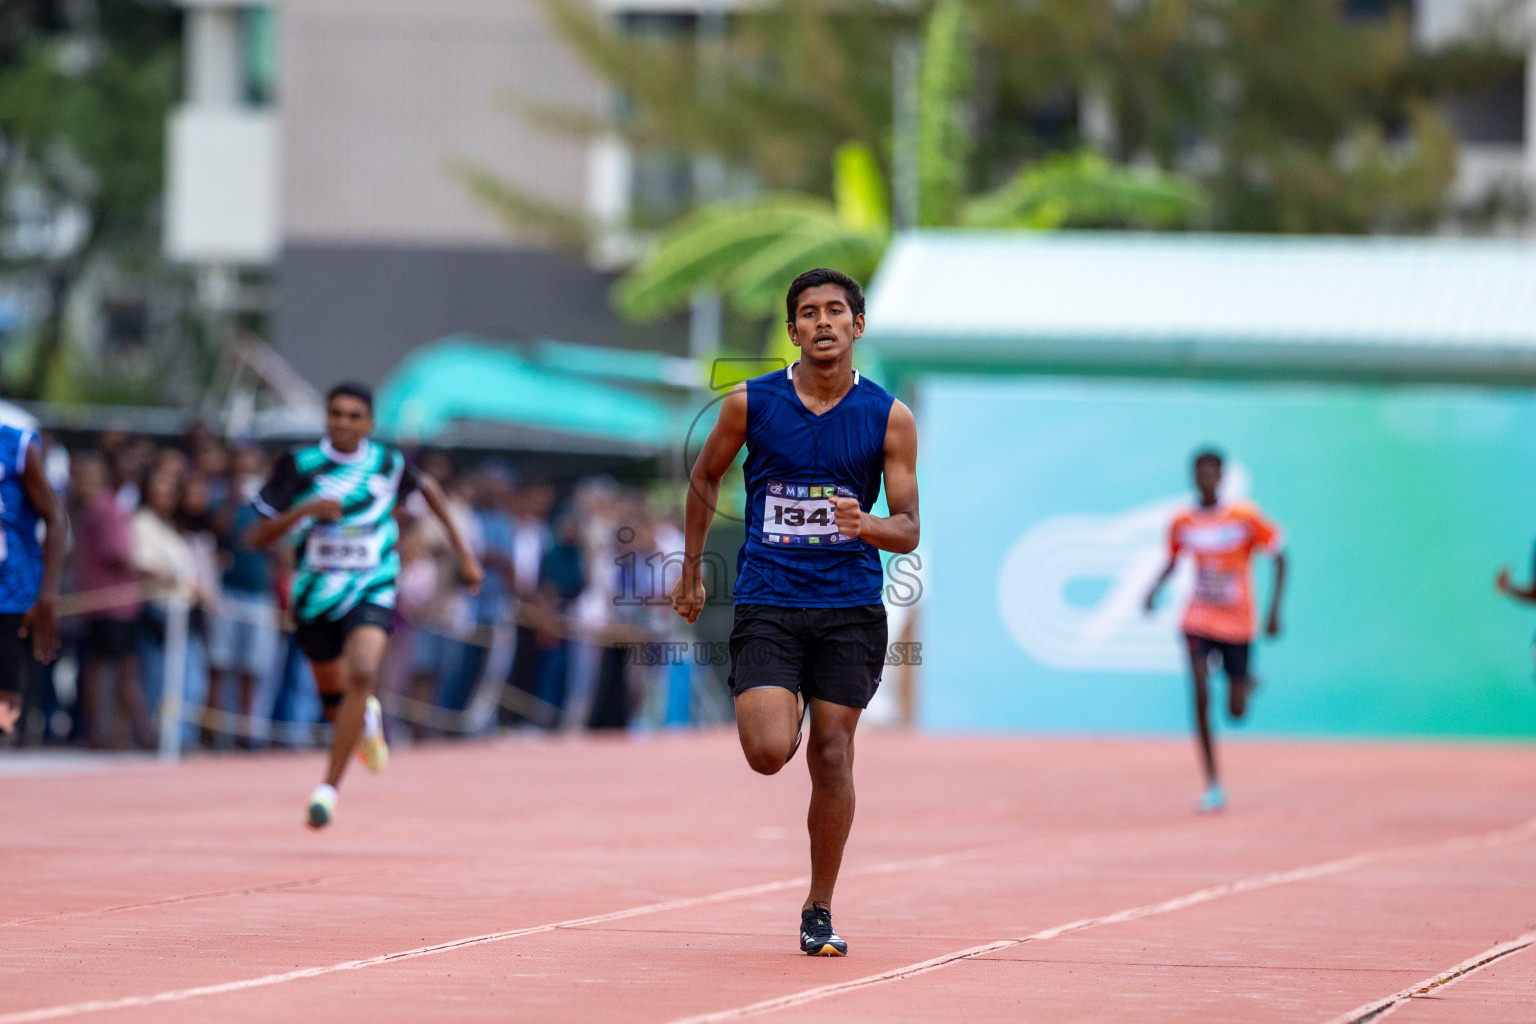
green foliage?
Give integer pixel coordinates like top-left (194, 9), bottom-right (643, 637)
top-left (916, 0), bottom-right (972, 227)
top-left (962, 151), bottom-right (1207, 229)
top-left (531, 0), bottom-right (906, 193)
top-left (466, 0), bottom-right (1512, 338)
top-left (833, 143), bottom-right (889, 235)
top-left (613, 163), bottom-right (887, 324)
top-left (531, 0), bottom-right (1492, 236)
top-left (0, 2), bottom-right (180, 398)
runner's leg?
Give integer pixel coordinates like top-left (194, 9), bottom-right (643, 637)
top-left (1186, 634), bottom-right (1218, 787)
top-left (320, 624), bottom-right (388, 788)
top-left (804, 698), bottom-right (860, 911)
top-left (1226, 643), bottom-right (1254, 720)
top-left (735, 686), bottom-right (800, 775)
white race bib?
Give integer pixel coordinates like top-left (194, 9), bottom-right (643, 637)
top-left (761, 480), bottom-right (854, 548)
top-left (305, 524), bottom-right (385, 571)
top-left (1193, 567), bottom-right (1240, 606)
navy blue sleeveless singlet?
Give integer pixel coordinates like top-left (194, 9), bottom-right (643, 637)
top-left (0, 425), bottom-right (41, 614)
top-left (733, 361), bottom-right (894, 609)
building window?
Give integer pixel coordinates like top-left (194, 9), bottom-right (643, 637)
top-left (1445, 60), bottom-right (1527, 146)
top-left (616, 12), bottom-right (706, 228)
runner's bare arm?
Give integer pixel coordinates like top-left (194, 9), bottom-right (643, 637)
top-left (672, 384), bottom-right (748, 624)
top-left (830, 399), bottom-right (919, 554)
top-left (1144, 558), bottom-right (1178, 613)
top-left (1495, 565), bottom-right (1536, 602)
top-left (1266, 550), bottom-right (1287, 636)
top-left (249, 497), bottom-right (343, 548)
top-left (418, 474), bottom-right (485, 595)
top-left (19, 437), bottom-right (65, 662)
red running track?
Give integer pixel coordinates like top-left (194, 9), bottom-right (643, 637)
top-left (3, 732), bottom-right (1535, 1023)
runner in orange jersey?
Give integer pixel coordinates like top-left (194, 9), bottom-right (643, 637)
top-left (1145, 450), bottom-right (1287, 814)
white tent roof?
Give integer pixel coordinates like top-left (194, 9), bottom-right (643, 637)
top-left (864, 232), bottom-right (1536, 383)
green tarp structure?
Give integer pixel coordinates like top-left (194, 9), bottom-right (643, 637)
top-left (374, 336), bottom-right (695, 455)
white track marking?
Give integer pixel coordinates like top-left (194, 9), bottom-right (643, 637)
top-left (1320, 932), bottom-right (1536, 1024)
top-left (8, 817), bottom-right (1526, 1023)
top-left (0, 829), bottom-right (1149, 1024)
top-left (0, 877), bottom-right (814, 1024)
top-left (0, 813), bottom-right (1259, 1022)
top-left (666, 818), bottom-right (1536, 1024)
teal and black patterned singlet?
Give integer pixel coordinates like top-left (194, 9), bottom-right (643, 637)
top-left (253, 438), bottom-right (418, 623)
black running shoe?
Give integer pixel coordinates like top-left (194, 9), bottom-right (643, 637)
top-left (785, 692), bottom-right (807, 765)
top-left (800, 904), bottom-right (847, 956)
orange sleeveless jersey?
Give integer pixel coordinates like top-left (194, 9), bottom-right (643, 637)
top-left (1168, 502), bottom-right (1283, 644)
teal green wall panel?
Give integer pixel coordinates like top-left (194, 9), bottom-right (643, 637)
top-left (918, 376), bottom-right (1536, 738)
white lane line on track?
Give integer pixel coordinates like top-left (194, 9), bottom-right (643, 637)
top-left (0, 812), bottom-right (1267, 1022)
top-left (1320, 932), bottom-right (1536, 1024)
top-left (0, 876), bottom-right (812, 1024)
top-left (665, 818), bottom-right (1536, 1024)
top-left (3, 813), bottom-right (1511, 1024)
top-left (0, 835), bottom-right (1082, 1024)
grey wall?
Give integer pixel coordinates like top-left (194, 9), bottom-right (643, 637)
top-left (280, 0), bottom-right (598, 247)
top-left (275, 243), bottom-right (685, 387)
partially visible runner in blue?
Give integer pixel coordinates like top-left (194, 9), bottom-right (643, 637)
top-left (672, 268), bottom-right (921, 957)
top-left (250, 383), bottom-right (483, 828)
top-left (0, 419), bottom-right (66, 737)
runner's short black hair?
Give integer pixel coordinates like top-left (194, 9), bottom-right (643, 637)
top-left (1193, 449), bottom-right (1224, 471)
top-left (327, 382), bottom-right (373, 413)
top-left (785, 268), bottom-right (865, 322)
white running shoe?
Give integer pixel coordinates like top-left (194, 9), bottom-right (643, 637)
top-left (307, 783), bottom-right (338, 829)
top-left (358, 695), bottom-right (388, 773)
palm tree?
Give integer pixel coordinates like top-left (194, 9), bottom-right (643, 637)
top-left (611, 0), bottom-right (1205, 331)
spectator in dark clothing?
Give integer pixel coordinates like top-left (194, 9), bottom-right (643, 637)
top-left (532, 515), bottom-right (586, 723)
top-left (72, 453), bottom-right (151, 748)
top-left (208, 496), bottom-right (278, 747)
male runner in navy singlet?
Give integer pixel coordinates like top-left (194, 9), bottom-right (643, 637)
top-left (672, 268), bottom-right (920, 956)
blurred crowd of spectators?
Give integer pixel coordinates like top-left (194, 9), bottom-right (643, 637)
top-left (11, 425), bottom-right (725, 750)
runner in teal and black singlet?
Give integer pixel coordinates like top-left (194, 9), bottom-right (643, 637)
top-left (255, 435), bottom-right (411, 624)
top-left (251, 383), bottom-right (482, 828)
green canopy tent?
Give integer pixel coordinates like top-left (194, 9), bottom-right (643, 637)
top-left (374, 337), bottom-right (695, 461)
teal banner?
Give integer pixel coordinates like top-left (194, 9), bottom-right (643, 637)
top-left (918, 377), bottom-right (1536, 738)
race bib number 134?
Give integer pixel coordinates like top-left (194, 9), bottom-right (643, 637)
top-left (762, 480), bottom-right (853, 547)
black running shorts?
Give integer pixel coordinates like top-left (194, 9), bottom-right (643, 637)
top-left (728, 604), bottom-right (886, 710)
top-left (1186, 632), bottom-right (1251, 682)
top-left (295, 602), bottom-right (394, 665)
top-left (0, 612), bottom-right (24, 696)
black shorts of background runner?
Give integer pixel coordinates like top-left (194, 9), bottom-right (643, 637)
top-left (728, 604), bottom-right (886, 710)
top-left (294, 602), bottom-right (394, 664)
top-left (0, 612), bottom-right (25, 696)
top-left (1186, 632), bottom-right (1251, 681)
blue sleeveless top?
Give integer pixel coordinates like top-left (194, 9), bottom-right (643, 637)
top-left (734, 362), bottom-right (894, 608)
top-left (0, 426), bottom-right (41, 614)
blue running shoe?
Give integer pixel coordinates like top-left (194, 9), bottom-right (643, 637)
top-left (1196, 784), bottom-right (1226, 814)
